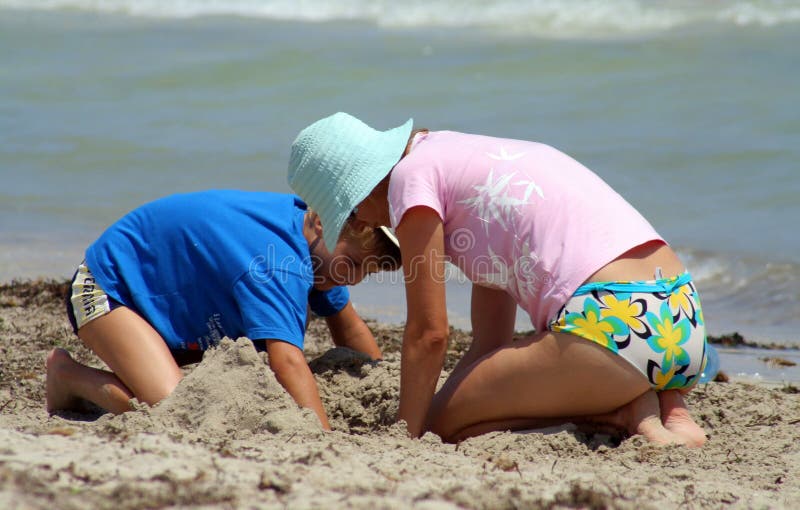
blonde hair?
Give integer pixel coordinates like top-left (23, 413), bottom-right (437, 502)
top-left (341, 222), bottom-right (402, 273)
top-left (307, 210), bottom-right (401, 273)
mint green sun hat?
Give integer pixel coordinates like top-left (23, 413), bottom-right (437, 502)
top-left (288, 112), bottom-right (413, 252)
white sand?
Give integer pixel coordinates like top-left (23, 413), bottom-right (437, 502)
top-left (1, 281), bottom-right (798, 509)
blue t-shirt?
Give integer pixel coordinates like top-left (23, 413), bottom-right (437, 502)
top-left (85, 190), bottom-right (349, 351)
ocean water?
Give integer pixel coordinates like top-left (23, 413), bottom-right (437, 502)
top-left (1, 2), bottom-right (799, 382)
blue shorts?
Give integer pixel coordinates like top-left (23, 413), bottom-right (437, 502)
top-left (549, 272), bottom-right (708, 390)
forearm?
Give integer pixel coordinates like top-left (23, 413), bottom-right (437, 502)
top-left (274, 363), bottom-right (330, 430)
top-left (267, 341), bottom-right (331, 430)
top-left (398, 328), bottom-right (448, 437)
top-left (394, 206), bottom-right (450, 437)
top-left (337, 320), bottom-right (382, 359)
top-left (325, 302), bottom-right (382, 359)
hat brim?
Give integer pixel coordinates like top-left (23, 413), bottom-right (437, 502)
top-left (377, 225), bottom-right (400, 249)
top-left (317, 118), bottom-right (413, 252)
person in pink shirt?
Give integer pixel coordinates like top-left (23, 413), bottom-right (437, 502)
top-left (288, 112), bottom-right (709, 447)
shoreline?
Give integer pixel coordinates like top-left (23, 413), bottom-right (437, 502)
top-left (2, 277), bottom-right (797, 351)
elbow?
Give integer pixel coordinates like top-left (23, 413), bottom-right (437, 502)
top-left (406, 327), bottom-right (449, 356)
top-left (423, 329), bottom-right (449, 352)
top-left (269, 350), bottom-right (306, 380)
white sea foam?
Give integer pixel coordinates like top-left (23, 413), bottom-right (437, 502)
top-left (2, 0), bottom-right (800, 37)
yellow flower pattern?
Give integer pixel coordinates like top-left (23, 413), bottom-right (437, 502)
top-left (600, 293), bottom-right (648, 335)
top-left (550, 275), bottom-right (706, 390)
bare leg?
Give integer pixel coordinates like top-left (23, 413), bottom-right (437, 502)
top-left (46, 348), bottom-right (135, 414)
top-left (46, 306), bottom-right (184, 414)
top-left (447, 390), bottom-right (688, 446)
top-left (426, 332), bottom-right (690, 447)
top-left (451, 417), bottom-right (576, 440)
top-left (658, 389), bottom-right (707, 447)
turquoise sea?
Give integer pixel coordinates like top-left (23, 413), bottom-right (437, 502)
top-left (1, 1), bottom-right (799, 382)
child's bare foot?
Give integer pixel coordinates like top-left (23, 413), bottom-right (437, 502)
top-left (45, 348), bottom-right (81, 413)
top-left (659, 390), bottom-right (707, 447)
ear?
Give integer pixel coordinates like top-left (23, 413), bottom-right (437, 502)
top-left (312, 214), bottom-right (324, 237)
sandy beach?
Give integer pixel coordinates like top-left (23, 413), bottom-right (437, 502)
top-left (1, 279), bottom-right (798, 509)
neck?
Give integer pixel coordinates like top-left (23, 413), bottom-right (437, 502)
top-left (369, 177), bottom-right (392, 226)
top-left (308, 235), bottom-right (323, 254)
top-left (302, 212), bottom-right (328, 287)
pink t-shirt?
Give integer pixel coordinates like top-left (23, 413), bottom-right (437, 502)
top-left (388, 131), bottom-right (663, 332)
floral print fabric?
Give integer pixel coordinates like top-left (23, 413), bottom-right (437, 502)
top-left (549, 272), bottom-right (707, 390)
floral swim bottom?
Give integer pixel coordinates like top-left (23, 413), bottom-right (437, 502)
top-left (549, 271), bottom-right (707, 390)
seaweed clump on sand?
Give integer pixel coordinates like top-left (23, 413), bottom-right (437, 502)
top-left (0, 279), bottom-right (70, 308)
top-left (708, 332), bottom-right (794, 351)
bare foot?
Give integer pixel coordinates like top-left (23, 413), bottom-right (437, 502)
top-left (618, 390), bottom-right (690, 446)
top-left (659, 390), bottom-right (707, 447)
top-left (45, 348), bottom-right (81, 413)
top-left (526, 391), bottom-right (692, 447)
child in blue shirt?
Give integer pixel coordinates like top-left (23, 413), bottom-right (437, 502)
top-left (45, 190), bottom-right (401, 430)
